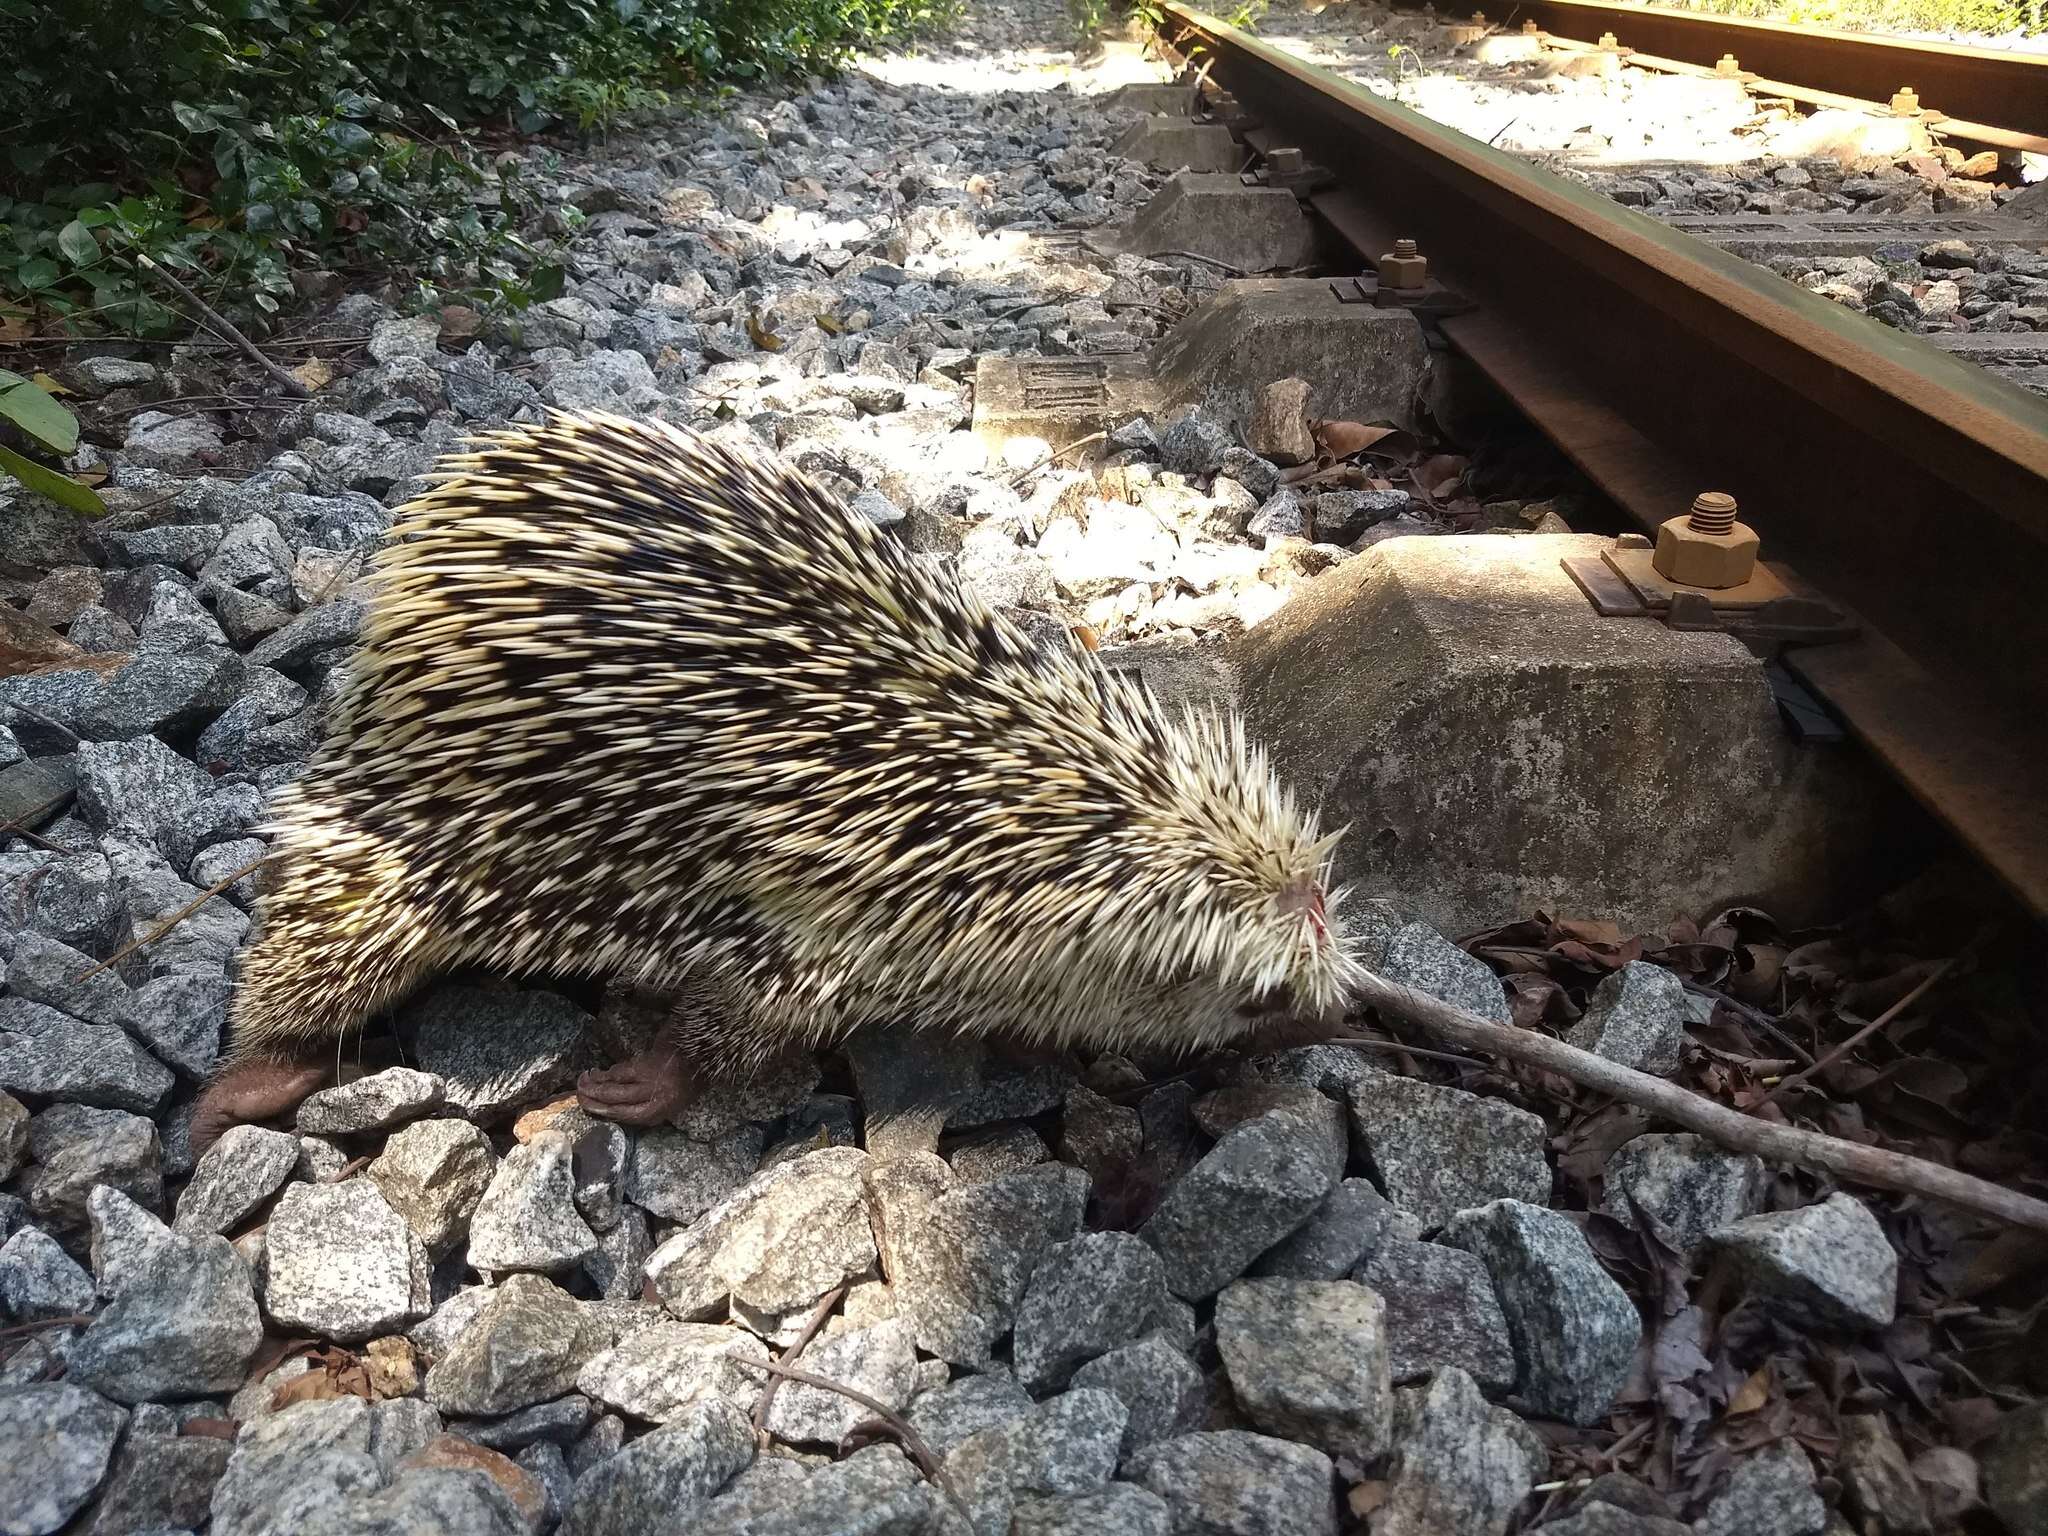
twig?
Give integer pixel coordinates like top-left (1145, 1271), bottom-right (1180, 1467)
top-left (753, 1283), bottom-right (848, 1432)
top-left (1683, 981), bottom-right (1816, 1067)
top-left (1152, 248), bottom-right (1246, 274)
top-left (73, 853), bottom-right (274, 982)
top-left (130, 252), bottom-right (311, 400)
top-left (733, 1357), bottom-right (967, 1517)
top-left (0, 789), bottom-right (75, 854)
top-left (1338, 1036), bottom-right (1488, 1069)
top-left (109, 394), bottom-right (271, 416)
top-left (0, 1314), bottom-right (93, 1339)
top-left (1008, 430), bottom-right (1108, 488)
top-left (1337, 967), bottom-right (2048, 1234)
top-left (1754, 956), bottom-right (1962, 1110)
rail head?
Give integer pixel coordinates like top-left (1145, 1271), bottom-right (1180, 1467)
top-left (1157, 1), bottom-right (2048, 539)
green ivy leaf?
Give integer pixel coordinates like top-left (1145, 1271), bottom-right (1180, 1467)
top-left (56, 219), bottom-right (99, 267)
top-left (14, 256), bottom-right (59, 292)
top-left (0, 369), bottom-right (81, 453)
top-left (0, 443), bottom-right (105, 517)
top-left (528, 262), bottom-right (566, 301)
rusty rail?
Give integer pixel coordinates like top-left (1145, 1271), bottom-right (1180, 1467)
top-left (1400, 0), bottom-right (2048, 144)
top-left (1156, 3), bottom-right (2048, 915)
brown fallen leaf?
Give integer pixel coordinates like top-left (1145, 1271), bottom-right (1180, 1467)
top-left (1412, 451), bottom-right (1468, 498)
top-left (439, 304), bottom-right (483, 341)
top-left (271, 1345), bottom-right (373, 1410)
top-left (1348, 1481), bottom-right (1390, 1519)
top-left (1314, 419), bottom-right (1399, 458)
top-left (746, 310), bottom-right (784, 352)
top-left (1729, 1365), bottom-right (1772, 1415)
top-left (289, 357), bottom-right (334, 392)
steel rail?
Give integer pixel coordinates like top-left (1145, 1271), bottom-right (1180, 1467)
top-left (1396, 0), bottom-right (2048, 141)
top-left (1156, 3), bottom-right (2048, 915)
top-left (1530, 34), bottom-right (2048, 153)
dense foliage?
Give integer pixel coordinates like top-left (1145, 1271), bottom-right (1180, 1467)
top-left (0, 0), bottom-right (956, 335)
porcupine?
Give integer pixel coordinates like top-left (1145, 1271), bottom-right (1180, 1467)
top-left (191, 410), bottom-right (1355, 1149)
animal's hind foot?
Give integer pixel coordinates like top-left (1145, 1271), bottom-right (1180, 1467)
top-left (578, 1046), bottom-right (695, 1127)
top-left (191, 1058), bottom-right (331, 1157)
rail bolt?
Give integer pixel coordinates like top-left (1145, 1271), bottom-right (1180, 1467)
top-left (1714, 52), bottom-right (1742, 76)
top-left (1597, 29), bottom-right (1619, 47)
top-left (1890, 85), bottom-right (1921, 115)
top-left (1652, 492), bottom-right (1759, 589)
top-left (1378, 238), bottom-right (1429, 291)
top-left (1521, 19), bottom-right (1540, 33)
top-left (1267, 147), bottom-right (1306, 179)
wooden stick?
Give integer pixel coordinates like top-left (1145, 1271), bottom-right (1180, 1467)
top-left (732, 1357), bottom-right (967, 1515)
top-left (1008, 430), bottom-right (1108, 489)
top-left (73, 853), bottom-right (273, 982)
top-left (753, 1283), bottom-right (847, 1432)
top-left (1339, 967), bottom-right (2048, 1235)
top-left (1754, 956), bottom-right (1958, 1109)
top-left (131, 252), bottom-right (311, 400)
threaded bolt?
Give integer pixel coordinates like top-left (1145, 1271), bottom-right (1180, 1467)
top-left (1891, 85), bottom-right (1921, 114)
top-left (1378, 239), bottom-right (1428, 291)
top-left (1715, 52), bottom-right (1741, 75)
top-left (1688, 491), bottom-right (1739, 535)
top-left (1598, 29), bottom-right (1619, 46)
top-left (1521, 19), bottom-right (1539, 33)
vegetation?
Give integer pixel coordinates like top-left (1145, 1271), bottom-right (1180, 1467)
top-left (1067, 0), bottom-right (1263, 41)
top-left (0, 0), bottom-right (958, 340)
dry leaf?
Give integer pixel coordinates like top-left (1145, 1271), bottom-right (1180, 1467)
top-left (30, 372), bottom-right (70, 397)
top-left (1729, 1365), bottom-right (1772, 1414)
top-left (816, 313), bottom-right (845, 335)
top-left (1347, 1481), bottom-right (1390, 1519)
top-left (438, 305), bottom-right (483, 340)
top-left (1315, 419), bottom-right (1398, 458)
top-left (290, 358), bottom-right (334, 392)
top-left (1413, 452), bottom-right (1468, 497)
top-left (0, 309), bottom-right (33, 343)
top-left (270, 1346), bottom-right (373, 1410)
top-left (365, 1335), bottom-right (419, 1399)
top-left (746, 310), bottom-right (784, 352)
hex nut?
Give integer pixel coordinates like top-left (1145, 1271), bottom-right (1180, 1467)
top-left (1653, 514), bottom-right (1759, 589)
top-left (1379, 241), bottom-right (1428, 291)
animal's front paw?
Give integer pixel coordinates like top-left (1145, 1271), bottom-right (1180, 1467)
top-left (191, 1059), bottom-right (332, 1156)
top-left (577, 1048), bottom-right (695, 1127)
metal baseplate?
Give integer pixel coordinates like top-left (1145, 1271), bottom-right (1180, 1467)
top-left (1329, 273), bottom-right (1476, 321)
top-left (1242, 147), bottom-right (1335, 196)
top-left (1564, 540), bottom-right (1860, 738)
top-left (1562, 538), bottom-right (1860, 649)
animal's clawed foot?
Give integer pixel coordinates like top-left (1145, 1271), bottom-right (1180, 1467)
top-left (577, 1047), bottom-right (694, 1127)
top-left (191, 1059), bottom-right (331, 1158)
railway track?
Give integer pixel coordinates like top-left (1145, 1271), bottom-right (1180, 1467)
top-left (1391, 0), bottom-right (2048, 153)
top-left (1150, 3), bottom-right (2048, 915)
